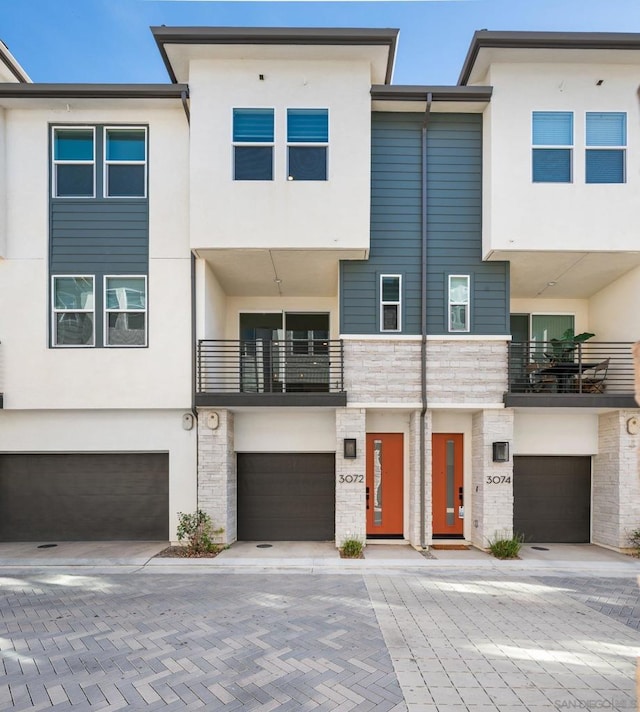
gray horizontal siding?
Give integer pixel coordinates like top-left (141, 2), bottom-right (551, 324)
top-left (341, 112), bottom-right (509, 336)
top-left (50, 200), bottom-right (149, 274)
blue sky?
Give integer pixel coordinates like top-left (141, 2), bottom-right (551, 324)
top-left (2, 0), bottom-right (640, 85)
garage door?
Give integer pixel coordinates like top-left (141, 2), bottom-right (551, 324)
top-left (0, 453), bottom-right (169, 541)
top-left (237, 453), bottom-right (335, 541)
top-left (513, 456), bottom-right (591, 543)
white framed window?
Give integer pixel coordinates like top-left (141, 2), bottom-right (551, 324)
top-left (233, 108), bottom-right (274, 181)
top-left (52, 275), bottom-right (95, 347)
top-left (287, 109), bottom-right (328, 181)
top-left (448, 275), bottom-right (470, 332)
top-left (52, 126), bottom-right (95, 198)
top-left (586, 112), bottom-right (626, 184)
top-left (532, 111), bottom-right (573, 183)
top-left (380, 275), bottom-right (401, 332)
top-left (104, 127), bottom-right (147, 198)
top-left (104, 276), bottom-right (147, 347)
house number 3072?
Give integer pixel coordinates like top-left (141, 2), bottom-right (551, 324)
top-left (339, 474), bottom-right (364, 483)
top-left (486, 476), bottom-right (511, 484)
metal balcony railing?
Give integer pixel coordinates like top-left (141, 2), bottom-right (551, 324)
top-left (508, 341), bottom-right (635, 396)
top-left (197, 339), bottom-right (344, 396)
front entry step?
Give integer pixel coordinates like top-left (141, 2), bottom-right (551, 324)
top-left (429, 540), bottom-right (471, 550)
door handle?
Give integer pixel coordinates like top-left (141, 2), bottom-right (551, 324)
top-left (458, 486), bottom-right (464, 504)
top-left (366, 486), bottom-right (370, 510)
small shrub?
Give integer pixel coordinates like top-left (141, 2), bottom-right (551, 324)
top-left (488, 531), bottom-right (523, 559)
top-left (627, 528), bottom-right (640, 557)
top-left (176, 510), bottom-right (224, 556)
top-left (341, 537), bottom-right (364, 559)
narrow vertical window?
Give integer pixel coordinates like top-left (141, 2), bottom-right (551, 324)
top-left (52, 276), bottom-right (95, 346)
top-left (104, 276), bottom-right (147, 346)
top-left (287, 109), bottom-right (328, 181)
top-left (380, 275), bottom-right (401, 332)
top-left (532, 112), bottom-right (573, 183)
top-left (448, 275), bottom-right (470, 333)
top-left (105, 127), bottom-right (147, 197)
top-left (586, 112), bottom-right (626, 183)
top-left (52, 127), bottom-right (95, 197)
top-left (233, 108), bottom-right (274, 180)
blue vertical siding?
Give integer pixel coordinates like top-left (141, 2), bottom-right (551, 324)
top-left (341, 112), bottom-right (509, 335)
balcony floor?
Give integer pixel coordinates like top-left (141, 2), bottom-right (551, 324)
top-left (504, 393), bottom-right (638, 409)
top-left (195, 392), bottom-right (347, 408)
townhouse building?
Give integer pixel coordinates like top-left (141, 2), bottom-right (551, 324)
top-left (0, 27), bottom-right (637, 551)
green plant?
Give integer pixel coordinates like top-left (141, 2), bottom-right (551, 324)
top-left (488, 531), bottom-right (524, 559)
top-left (627, 528), bottom-right (640, 557)
top-left (340, 537), bottom-right (364, 558)
top-left (176, 510), bottom-right (224, 556)
top-left (549, 328), bottom-right (595, 362)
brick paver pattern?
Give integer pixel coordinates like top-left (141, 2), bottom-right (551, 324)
top-left (0, 570), bottom-right (637, 711)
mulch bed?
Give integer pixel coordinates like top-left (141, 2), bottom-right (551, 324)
top-left (155, 546), bottom-right (222, 559)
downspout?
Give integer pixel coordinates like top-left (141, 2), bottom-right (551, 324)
top-left (420, 92), bottom-right (432, 550)
top-left (181, 89), bottom-right (190, 125)
top-left (191, 253), bottom-right (199, 511)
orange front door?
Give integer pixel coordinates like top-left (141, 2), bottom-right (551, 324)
top-left (366, 433), bottom-right (403, 537)
top-left (432, 433), bottom-right (464, 537)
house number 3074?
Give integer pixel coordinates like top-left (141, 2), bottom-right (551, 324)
top-left (486, 476), bottom-right (511, 484)
top-left (339, 474), bottom-right (364, 483)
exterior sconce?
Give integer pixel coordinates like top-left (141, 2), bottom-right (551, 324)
top-left (343, 438), bottom-right (357, 459)
top-left (492, 442), bottom-right (509, 462)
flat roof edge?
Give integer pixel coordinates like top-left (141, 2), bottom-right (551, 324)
top-left (151, 26), bottom-right (398, 84)
top-left (371, 85), bottom-right (492, 102)
top-left (459, 30), bottom-right (640, 85)
top-left (0, 83), bottom-right (189, 99)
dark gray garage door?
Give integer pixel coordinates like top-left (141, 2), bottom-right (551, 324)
top-left (237, 453), bottom-right (335, 541)
top-left (513, 456), bottom-right (591, 543)
top-left (0, 453), bottom-right (169, 541)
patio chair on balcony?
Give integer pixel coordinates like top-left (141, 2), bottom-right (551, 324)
top-left (526, 362), bottom-right (557, 393)
top-left (579, 358), bottom-right (609, 394)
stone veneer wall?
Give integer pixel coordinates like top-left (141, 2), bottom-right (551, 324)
top-left (471, 409), bottom-right (514, 549)
top-left (344, 341), bottom-right (421, 404)
top-left (197, 408), bottom-right (236, 544)
top-left (407, 409), bottom-right (431, 548)
top-left (592, 410), bottom-right (640, 550)
top-left (335, 408), bottom-right (366, 547)
top-left (427, 340), bottom-right (507, 404)
top-left (344, 339), bottom-right (508, 406)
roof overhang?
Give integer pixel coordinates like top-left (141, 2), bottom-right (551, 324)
top-left (151, 26), bottom-right (398, 85)
top-left (371, 84), bottom-right (492, 112)
top-left (459, 30), bottom-right (640, 85)
top-left (0, 39), bottom-right (30, 83)
top-left (0, 83), bottom-right (189, 110)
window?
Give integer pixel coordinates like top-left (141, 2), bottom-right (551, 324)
top-left (586, 112), bottom-right (626, 184)
top-left (105, 276), bottom-right (147, 346)
top-left (233, 108), bottom-right (274, 180)
top-left (52, 127), bottom-right (95, 197)
top-left (52, 276), bottom-right (95, 346)
top-left (104, 127), bottom-right (147, 197)
top-left (380, 275), bottom-right (401, 332)
top-left (287, 109), bottom-right (328, 181)
top-left (532, 112), bottom-right (573, 183)
top-left (448, 275), bottom-right (470, 333)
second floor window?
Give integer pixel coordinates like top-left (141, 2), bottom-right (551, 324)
top-left (586, 112), bottom-right (626, 184)
top-left (53, 127), bottom-right (95, 197)
top-left (105, 276), bottom-right (147, 346)
top-left (287, 109), bottom-right (328, 181)
top-left (448, 275), bottom-right (470, 333)
top-left (532, 111), bottom-right (573, 183)
top-left (52, 275), bottom-right (95, 347)
top-left (233, 108), bottom-right (274, 181)
top-left (52, 125), bottom-right (147, 198)
top-left (380, 275), bottom-right (401, 332)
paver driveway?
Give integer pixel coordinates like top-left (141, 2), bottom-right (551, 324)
top-left (0, 570), bottom-right (637, 711)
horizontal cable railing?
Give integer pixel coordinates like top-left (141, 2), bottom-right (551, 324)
top-left (508, 341), bottom-right (635, 395)
top-left (197, 339), bottom-right (344, 395)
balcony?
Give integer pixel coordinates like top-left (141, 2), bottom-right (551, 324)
top-left (196, 339), bottom-right (346, 407)
top-left (506, 341), bottom-right (637, 408)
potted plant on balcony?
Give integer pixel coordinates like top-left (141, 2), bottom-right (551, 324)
top-left (549, 328), bottom-right (595, 363)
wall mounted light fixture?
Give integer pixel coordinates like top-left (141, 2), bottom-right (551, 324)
top-left (343, 438), bottom-right (357, 459)
top-left (492, 442), bottom-right (509, 462)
